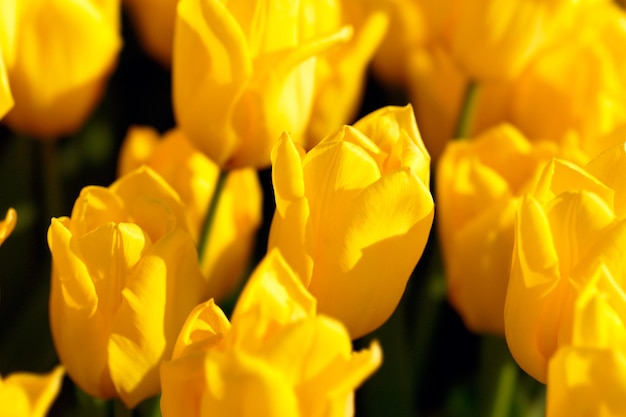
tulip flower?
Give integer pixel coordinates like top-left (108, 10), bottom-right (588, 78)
top-left (437, 124), bottom-right (570, 334)
top-left (268, 105), bottom-right (434, 338)
top-left (118, 126), bottom-right (262, 301)
top-left (123, 0), bottom-right (178, 66)
top-left (0, 366), bottom-right (64, 417)
top-left (546, 265), bottom-right (626, 417)
top-left (173, 0), bottom-right (351, 168)
top-left (0, 207), bottom-right (17, 247)
top-left (504, 155), bottom-right (624, 382)
top-left (48, 167), bottom-right (209, 407)
top-left (510, 2), bottom-right (626, 158)
top-left (302, 1), bottom-right (388, 146)
top-left (160, 249), bottom-right (382, 417)
top-left (1, 0), bottom-right (121, 139)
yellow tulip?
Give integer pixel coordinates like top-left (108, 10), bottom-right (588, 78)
top-left (443, 0), bottom-right (585, 81)
top-left (0, 54), bottom-right (12, 119)
top-left (303, 0), bottom-right (388, 147)
top-left (437, 124), bottom-right (568, 334)
top-left (48, 167), bottom-right (209, 408)
top-left (118, 126), bottom-right (262, 301)
top-left (160, 250), bottom-right (382, 417)
top-left (123, 0), bottom-right (178, 66)
top-left (0, 366), bottom-right (64, 417)
top-left (1, 0), bottom-right (121, 139)
top-left (172, 0), bottom-right (351, 168)
top-left (504, 153), bottom-right (626, 382)
top-left (268, 105), bottom-right (434, 338)
top-left (511, 2), bottom-right (626, 157)
top-left (0, 207), bottom-right (17, 247)
top-left (546, 265), bottom-right (626, 417)
top-left (407, 45), bottom-right (512, 160)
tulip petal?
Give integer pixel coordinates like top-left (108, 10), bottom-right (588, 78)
top-left (173, 0), bottom-right (252, 165)
top-left (302, 130), bottom-right (381, 248)
top-left (309, 168), bottom-right (434, 338)
top-left (230, 250), bottom-right (316, 350)
top-left (111, 167), bottom-right (190, 239)
top-left (0, 207), bottom-right (17, 247)
top-left (271, 133), bottom-right (306, 213)
top-left (70, 186), bottom-right (128, 238)
top-left (586, 142), bottom-right (626, 216)
top-left (109, 229), bottom-right (206, 408)
top-left (48, 218), bottom-right (115, 398)
top-left (172, 299), bottom-right (231, 361)
top-left (0, 366), bottom-right (65, 417)
top-left (0, 54), bottom-right (12, 119)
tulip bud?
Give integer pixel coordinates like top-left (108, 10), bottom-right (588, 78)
top-left (1, 0), bottom-right (121, 139)
top-left (547, 265), bottom-right (626, 417)
top-left (0, 366), bottom-right (64, 417)
top-left (123, 0), bottom-right (178, 66)
top-left (160, 250), bottom-right (382, 417)
top-left (118, 126), bottom-right (262, 301)
top-left (437, 124), bottom-right (567, 334)
top-left (48, 167), bottom-right (209, 407)
top-left (172, 0), bottom-right (351, 168)
top-left (268, 104), bottom-right (434, 338)
top-left (505, 152), bottom-right (626, 382)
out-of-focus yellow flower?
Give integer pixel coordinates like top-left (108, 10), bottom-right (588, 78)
top-left (0, 207), bottom-right (17, 247)
top-left (442, 0), bottom-right (585, 81)
top-left (0, 366), bottom-right (64, 417)
top-left (546, 265), bottom-right (626, 417)
top-left (364, 0), bottom-right (428, 86)
top-left (504, 151), bottom-right (626, 382)
top-left (118, 126), bottom-right (262, 301)
top-left (173, 0), bottom-right (351, 168)
top-left (511, 2), bottom-right (626, 158)
top-left (0, 54), bottom-right (12, 119)
top-left (407, 45), bottom-right (512, 160)
top-left (303, 1), bottom-right (388, 146)
top-left (1, 0), bottom-right (121, 139)
top-left (48, 167), bottom-right (209, 408)
top-left (160, 249), bottom-right (382, 417)
top-left (123, 0), bottom-right (178, 66)
top-left (437, 124), bottom-right (570, 334)
top-left (268, 105), bottom-right (434, 338)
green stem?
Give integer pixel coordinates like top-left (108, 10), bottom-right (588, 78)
top-left (112, 400), bottom-right (133, 417)
top-left (479, 336), bottom-right (519, 417)
top-left (197, 170), bottom-right (229, 263)
top-left (454, 80), bottom-right (480, 139)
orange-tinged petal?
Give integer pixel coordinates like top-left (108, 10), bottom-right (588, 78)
top-left (0, 366), bottom-right (64, 417)
top-left (109, 228), bottom-right (206, 408)
top-left (0, 54), bottom-right (12, 119)
top-left (0, 207), bottom-right (17, 246)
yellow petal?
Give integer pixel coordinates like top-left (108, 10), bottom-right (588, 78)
top-left (271, 133), bottom-right (306, 215)
top-left (116, 126), bottom-right (161, 178)
top-left (48, 218), bottom-right (115, 399)
top-left (0, 366), bottom-right (65, 417)
top-left (173, 0), bottom-right (252, 166)
top-left (172, 299), bottom-right (231, 361)
top-left (586, 142), bottom-right (626, 217)
top-left (309, 168), bottom-right (434, 338)
top-left (229, 249), bottom-right (316, 350)
top-left (0, 53), bottom-right (13, 119)
top-left (0, 207), bottom-right (17, 247)
top-left (111, 166), bottom-right (190, 240)
top-left (504, 196), bottom-right (560, 383)
top-left (109, 229), bottom-right (206, 408)
top-left (69, 186), bottom-right (128, 238)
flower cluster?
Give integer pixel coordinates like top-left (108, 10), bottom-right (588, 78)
top-left (2, 0), bottom-right (626, 416)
